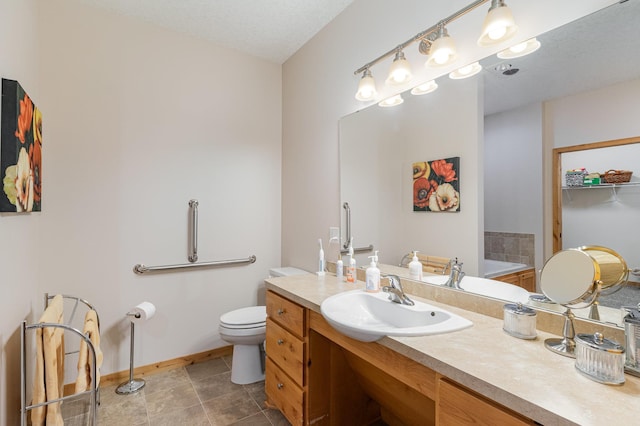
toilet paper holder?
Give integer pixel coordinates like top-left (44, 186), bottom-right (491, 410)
top-left (116, 303), bottom-right (156, 395)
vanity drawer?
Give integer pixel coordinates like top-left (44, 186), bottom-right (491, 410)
top-left (266, 357), bottom-right (304, 426)
top-left (266, 290), bottom-right (305, 338)
top-left (266, 317), bottom-right (305, 385)
top-left (437, 378), bottom-right (534, 425)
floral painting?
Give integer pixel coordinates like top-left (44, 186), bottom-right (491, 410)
top-left (413, 157), bottom-right (460, 212)
top-left (1, 78), bottom-right (42, 212)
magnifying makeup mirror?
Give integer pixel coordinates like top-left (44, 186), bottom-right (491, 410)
top-left (540, 246), bottom-right (629, 357)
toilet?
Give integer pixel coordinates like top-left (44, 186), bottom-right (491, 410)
top-left (219, 266), bottom-right (308, 384)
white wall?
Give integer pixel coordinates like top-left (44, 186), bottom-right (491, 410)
top-left (545, 78), bottom-right (640, 269)
top-left (340, 77), bottom-right (482, 272)
top-left (36, 0), bottom-right (282, 373)
top-left (0, 0), bottom-right (40, 422)
top-left (282, 0), bottom-right (615, 275)
top-left (485, 103), bottom-right (544, 273)
top-left (1, 0), bottom-right (281, 419)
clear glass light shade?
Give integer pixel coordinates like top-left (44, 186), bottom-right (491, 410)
top-left (411, 80), bottom-right (438, 96)
top-left (355, 70), bottom-right (377, 101)
top-left (477, 3), bottom-right (518, 46)
top-left (497, 37), bottom-right (541, 59)
top-left (426, 34), bottom-right (457, 67)
top-left (385, 51), bottom-right (412, 86)
top-left (378, 94), bottom-right (404, 107)
top-left (449, 62), bottom-right (482, 79)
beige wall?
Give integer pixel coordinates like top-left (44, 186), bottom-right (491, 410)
top-left (2, 0), bottom-right (281, 421)
top-left (281, 0), bottom-right (616, 274)
top-left (0, 0), bottom-right (41, 423)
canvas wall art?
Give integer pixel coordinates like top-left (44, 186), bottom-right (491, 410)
top-left (413, 157), bottom-right (460, 212)
top-left (1, 78), bottom-right (42, 212)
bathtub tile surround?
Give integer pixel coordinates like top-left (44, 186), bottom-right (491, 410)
top-left (61, 356), bottom-right (288, 425)
top-left (484, 231), bottom-right (535, 266)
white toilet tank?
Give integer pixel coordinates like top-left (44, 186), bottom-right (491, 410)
top-left (269, 266), bottom-right (308, 277)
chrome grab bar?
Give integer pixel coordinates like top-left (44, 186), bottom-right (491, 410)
top-left (343, 202), bottom-right (351, 250)
top-left (133, 255), bottom-right (256, 274)
top-left (188, 199), bottom-right (198, 263)
top-left (340, 244), bottom-right (374, 255)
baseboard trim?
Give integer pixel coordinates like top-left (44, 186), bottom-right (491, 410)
top-left (64, 345), bottom-right (232, 395)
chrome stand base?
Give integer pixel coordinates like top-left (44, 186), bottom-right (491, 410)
top-left (116, 379), bottom-right (146, 395)
top-left (544, 338), bottom-right (576, 358)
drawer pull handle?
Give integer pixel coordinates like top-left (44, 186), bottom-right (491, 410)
top-left (277, 339), bottom-right (284, 345)
top-left (277, 308), bottom-right (284, 315)
top-left (277, 383), bottom-right (284, 390)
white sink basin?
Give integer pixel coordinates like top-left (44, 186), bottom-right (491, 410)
top-left (320, 290), bottom-right (472, 342)
top-left (422, 275), bottom-right (530, 304)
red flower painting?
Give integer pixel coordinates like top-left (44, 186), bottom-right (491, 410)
top-left (412, 157), bottom-right (460, 212)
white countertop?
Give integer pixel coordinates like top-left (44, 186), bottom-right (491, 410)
top-left (265, 273), bottom-right (640, 426)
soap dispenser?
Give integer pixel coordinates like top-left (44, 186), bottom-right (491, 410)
top-left (346, 238), bottom-right (356, 283)
top-left (317, 238), bottom-right (325, 276)
top-left (365, 251), bottom-right (380, 293)
top-left (408, 251), bottom-right (423, 281)
top-left (336, 255), bottom-right (344, 281)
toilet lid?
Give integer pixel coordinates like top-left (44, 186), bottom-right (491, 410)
top-left (220, 306), bottom-right (266, 327)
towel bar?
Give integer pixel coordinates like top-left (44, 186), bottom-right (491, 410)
top-left (133, 255), bottom-right (257, 274)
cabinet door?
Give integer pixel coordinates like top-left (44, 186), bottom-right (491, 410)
top-left (436, 378), bottom-right (533, 425)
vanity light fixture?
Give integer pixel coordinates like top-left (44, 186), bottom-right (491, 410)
top-left (497, 37), bottom-right (541, 59)
top-left (385, 50), bottom-right (413, 86)
top-left (425, 24), bottom-right (458, 68)
top-left (449, 62), bottom-right (482, 79)
top-left (477, 0), bottom-right (518, 46)
top-left (378, 94), bottom-right (404, 108)
top-left (355, 69), bottom-right (378, 101)
top-left (353, 0), bottom-right (518, 101)
top-left (410, 80), bottom-right (438, 96)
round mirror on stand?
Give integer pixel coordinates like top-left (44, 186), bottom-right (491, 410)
top-left (539, 246), bottom-right (629, 357)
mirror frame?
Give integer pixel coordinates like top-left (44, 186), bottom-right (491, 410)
top-left (552, 135), bottom-right (640, 253)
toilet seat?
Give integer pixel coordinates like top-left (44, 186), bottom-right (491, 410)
top-left (219, 306), bottom-right (266, 329)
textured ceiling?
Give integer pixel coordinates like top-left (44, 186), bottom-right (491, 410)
top-left (482, 1), bottom-right (639, 115)
top-left (78, 0), bottom-right (355, 64)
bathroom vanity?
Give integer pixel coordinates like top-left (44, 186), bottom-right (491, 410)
top-left (491, 267), bottom-right (536, 292)
top-left (264, 273), bottom-right (640, 425)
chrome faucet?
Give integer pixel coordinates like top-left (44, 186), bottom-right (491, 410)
top-left (444, 258), bottom-right (465, 289)
top-left (382, 275), bottom-right (415, 306)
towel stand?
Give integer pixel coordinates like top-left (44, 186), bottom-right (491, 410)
top-left (21, 295), bottom-right (101, 426)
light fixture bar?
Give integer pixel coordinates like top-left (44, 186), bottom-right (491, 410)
top-left (354, 0), bottom-right (490, 76)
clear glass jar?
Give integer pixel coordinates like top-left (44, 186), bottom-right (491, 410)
top-left (575, 332), bottom-right (625, 385)
top-left (503, 303), bottom-right (537, 340)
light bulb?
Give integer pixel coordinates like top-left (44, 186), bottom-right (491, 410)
top-left (355, 69), bottom-right (377, 101)
top-left (478, 1), bottom-right (518, 46)
top-left (386, 51), bottom-right (413, 86)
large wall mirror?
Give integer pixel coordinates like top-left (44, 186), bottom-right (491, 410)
top-left (339, 1), bottom-right (640, 326)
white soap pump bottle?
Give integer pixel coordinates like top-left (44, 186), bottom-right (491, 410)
top-left (365, 251), bottom-right (380, 293)
top-left (346, 237), bottom-right (356, 283)
top-left (408, 250), bottom-right (423, 281)
top-left (317, 238), bottom-right (325, 276)
top-left (336, 255), bottom-right (344, 281)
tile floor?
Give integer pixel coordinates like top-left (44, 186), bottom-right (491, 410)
top-left (61, 355), bottom-right (290, 425)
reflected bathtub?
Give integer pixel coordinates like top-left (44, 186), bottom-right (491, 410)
top-left (484, 259), bottom-right (530, 279)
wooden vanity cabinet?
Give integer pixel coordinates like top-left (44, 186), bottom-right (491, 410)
top-left (266, 289), bottom-right (537, 426)
top-left (265, 291), bottom-right (307, 425)
top-left (493, 268), bottom-right (536, 292)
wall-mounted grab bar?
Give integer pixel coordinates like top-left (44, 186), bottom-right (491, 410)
top-left (343, 202), bottom-right (351, 250)
top-left (188, 199), bottom-right (198, 263)
top-left (340, 245), bottom-right (374, 255)
top-left (134, 255), bottom-right (256, 274)
top-left (341, 201), bottom-right (373, 254)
